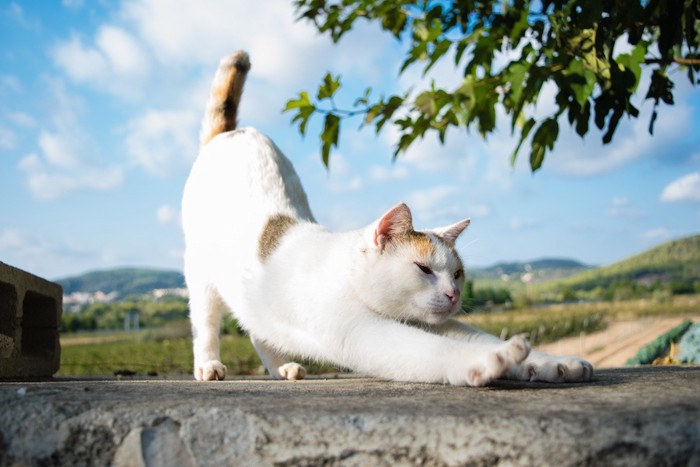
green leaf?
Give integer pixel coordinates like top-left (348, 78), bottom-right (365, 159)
top-left (414, 91), bottom-right (436, 116)
top-left (510, 118), bottom-right (536, 166)
top-left (317, 73), bottom-right (341, 100)
top-left (354, 87), bottom-right (372, 107)
top-left (320, 113), bottom-right (340, 167)
top-left (424, 39), bottom-right (451, 75)
top-left (284, 91), bottom-right (315, 136)
top-left (283, 91), bottom-right (312, 111)
top-left (529, 119), bottom-right (559, 171)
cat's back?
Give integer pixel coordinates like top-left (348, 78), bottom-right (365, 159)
top-left (182, 127), bottom-right (313, 239)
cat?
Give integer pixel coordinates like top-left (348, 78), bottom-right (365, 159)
top-left (181, 50), bottom-right (593, 386)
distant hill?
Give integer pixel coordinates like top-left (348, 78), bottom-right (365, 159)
top-left (57, 268), bottom-right (185, 298)
top-left (469, 258), bottom-right (591, 287)
top-left (536, 234), bottom-right (700, 293)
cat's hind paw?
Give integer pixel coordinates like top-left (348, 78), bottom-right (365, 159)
top-left (195, 360), bottom-right (227, 381)
top-left (277, 362), bottom-right (307, 381)
top-left (467, 334), bottom-right (531, 387)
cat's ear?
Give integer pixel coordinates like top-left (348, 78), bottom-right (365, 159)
top-left (374, 203), bottom-right (413, 252)
top-left (431, 218), bottom-right (470, 246)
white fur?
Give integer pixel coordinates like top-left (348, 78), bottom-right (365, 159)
top-left (182, 126), bottom-right (593, 386)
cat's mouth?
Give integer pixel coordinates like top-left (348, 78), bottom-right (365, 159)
top-left (426, 307), bottom-right (454, 323)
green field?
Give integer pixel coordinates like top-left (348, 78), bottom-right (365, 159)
top-left (59, 295), bottom-right (700, 376)
top-left (59, 321), bottom-right (338, 377)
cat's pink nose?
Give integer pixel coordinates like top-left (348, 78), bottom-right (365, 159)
top-left (446, 291), bottom-right (459, 304)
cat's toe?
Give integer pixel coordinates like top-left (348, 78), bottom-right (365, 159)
top-left (564, 357), bottom-right (594, 382)
top-left (466, 365), bottom-right (490, 387)
top-left (195, 360), bottom-right (227, 381)
top-left (502, 334), bottom-right (531, 364)
top-left (278, 362), bottom-right (306, 380)
top-left (528, 357), bottom-right (593, 383)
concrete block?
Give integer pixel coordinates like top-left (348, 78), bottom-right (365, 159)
top-left (0, 261), bottom-right (62, 378)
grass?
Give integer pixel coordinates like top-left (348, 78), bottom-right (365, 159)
top-left (58, 295), bottom-right (700, 376)
top-left (59, 335), bottom-right (260, 376)
top-left (59, 319), bottom-right (339, 377)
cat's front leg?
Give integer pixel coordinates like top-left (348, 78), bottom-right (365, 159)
top-left (250, 335), bottom-right (306, 380)
top-left (429, 319), bottom-right (593, 383)
top-left (508, 351), bottom-right (594, 383)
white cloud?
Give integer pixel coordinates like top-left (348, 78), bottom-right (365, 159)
top-left (406, 185), bottom-right (467, 224)
top-left (156, 204), bottom-right (180, 225)
top-left (369, 164), bottom-right (410, 181)
top-left (17, 79), bottom-right (124, 199)
top-left (123, 109), bottom-right (199, 174)
top-left (52, 26), bottom-right (150, 97)
top-left (0, 75), bottom-right (22, 94)
top-left (323, 153), bottom-right (364, 193)
top-left (468, 204), bottom-right (492, 218)
top-left (660, 172), bottom-right (700, 203)
top-left (8, 111), bottom-right (35, 127)
top-left (606, 196), bottom-right (647, 218)
top-left (0, 228), bottom-right (117, 279)
top-left (643, 227), bottom-right (671, 242)
top-left (62, 0), bottom-right (84, 9)
top-left (0, 126), bottom-right (17, 149)
top-left (18, 152), bottom-right (123, 200)
top-left (547, 83), bottom-right (693, 178)
top-left (3, 3), bottom-right (39, 30)
top-left (509, 216), bottom-right (539, 231)
top-left (117, 0), bottom-right (394, 91)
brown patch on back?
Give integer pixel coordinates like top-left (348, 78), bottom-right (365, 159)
top-left (258, 214), bottom-right (297, 262)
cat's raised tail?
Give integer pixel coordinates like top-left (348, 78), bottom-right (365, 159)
top-left (199, 50), bottom-right (251, 146)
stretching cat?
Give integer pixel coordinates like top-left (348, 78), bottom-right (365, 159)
top-left (181, 51), bottom-right (593, 386)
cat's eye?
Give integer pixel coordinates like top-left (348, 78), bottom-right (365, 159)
top-left (414, 262), bottom-right (433, 275)
top-left (454, 269), bottom-right (463, 280)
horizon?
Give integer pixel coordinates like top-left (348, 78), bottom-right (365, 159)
top-left (52, 231), bottom-right (700, 281)
top-left (1, 2), bottom-right (699, 280)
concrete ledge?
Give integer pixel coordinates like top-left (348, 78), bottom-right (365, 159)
top-left (0, 367), bottom-right (698, 466)
top-left (0, 262), bottom-right (62, 378)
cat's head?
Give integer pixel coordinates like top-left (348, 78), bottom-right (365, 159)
top-left (354, 203), bottom-right (470, 325)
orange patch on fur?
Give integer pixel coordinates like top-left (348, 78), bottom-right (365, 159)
top-left (405, 232), bottom-right (435, 259)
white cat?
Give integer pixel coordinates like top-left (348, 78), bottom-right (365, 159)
top-left (181, 51), bottom-right (593, 386)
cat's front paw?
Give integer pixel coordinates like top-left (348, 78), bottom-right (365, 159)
top-left (467, 334), bottom-right (531, 387)
top-left (277, 362), bottom-right (307, 380)
top-left (519, 355), bottom-right (594, 383)
top-left (194, 360), bottom-right (227, 381)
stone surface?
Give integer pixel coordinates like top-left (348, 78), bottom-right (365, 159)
top-left (0, 367), bottom-right (698, 466)
top-left (0, 262), bottom-right (62, 378)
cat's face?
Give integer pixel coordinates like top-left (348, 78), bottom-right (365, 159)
top-left (356, 203), bottom-right (469, 325)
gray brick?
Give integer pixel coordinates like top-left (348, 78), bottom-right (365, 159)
top-left (0, 262), bottom-right (62, 378)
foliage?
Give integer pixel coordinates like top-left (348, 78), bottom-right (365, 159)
top-left (286, 0), bottom-right (700, 171)
top-left (626, 319), bottom-right (692, 365)
top-left (60, 297), bottom-right (190, 333)
top-left (465, 306), bottom-right (606, 345)
top-left (461, 278), bottom-right (513, 308)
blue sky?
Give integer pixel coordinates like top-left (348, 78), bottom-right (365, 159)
top-left (1, 1), bottom-right (699, 280)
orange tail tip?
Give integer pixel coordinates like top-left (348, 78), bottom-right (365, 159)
top-left (199, 50), bottom-right (251, 146)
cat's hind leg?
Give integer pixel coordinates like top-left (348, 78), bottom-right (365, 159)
top-left (189, 282), bottom-right (228, 381)
top-left (250, 335), bottom-right (306, 380)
